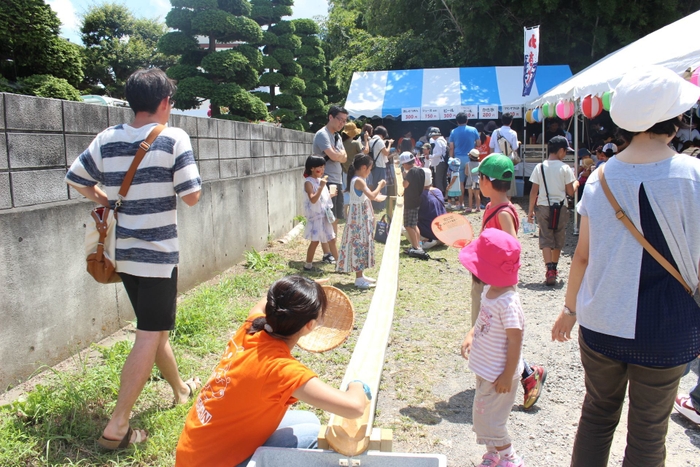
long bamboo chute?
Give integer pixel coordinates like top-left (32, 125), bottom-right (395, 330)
top-left (325, 194), bottom-right (404, 456)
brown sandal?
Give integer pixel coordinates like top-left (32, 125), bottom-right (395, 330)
top-left (97, 426), bottom-right (148, 450)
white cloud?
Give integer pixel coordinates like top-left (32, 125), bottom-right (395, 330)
top-left (148, 0), bottom-right (172, 21)
top-left (47, 0), bottom-right (80, 41)
top-left (291, 0), bottom-right (329, 19)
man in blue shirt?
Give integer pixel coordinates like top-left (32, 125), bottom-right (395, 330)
top-left (448, 112), bottom-right (480, 210)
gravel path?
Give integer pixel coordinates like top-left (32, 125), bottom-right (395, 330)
top-left (373, 199), bottom-right (700, 466)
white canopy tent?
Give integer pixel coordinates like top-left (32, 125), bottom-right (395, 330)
top-left (527, 10), bottom-right (700, 108)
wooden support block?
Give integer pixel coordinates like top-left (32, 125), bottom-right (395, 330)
top-left (368, 427), bottom-right (381, 451)
top-left (318, 425), bottom-right (329, 450)
top-left (380, 429), bottom-right (393, 452)
top-left (325, 199), bottom-right (405, 457)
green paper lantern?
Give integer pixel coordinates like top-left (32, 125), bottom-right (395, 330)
top-left (602, 91), bottom-right (612, 111)
top-left (542, 102), bottom-right (556, 118)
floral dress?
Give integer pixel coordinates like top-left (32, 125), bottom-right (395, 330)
top-left (337, 177), bottom-right (375, 272)
top-left (303, 176), bottom-right (335, 243)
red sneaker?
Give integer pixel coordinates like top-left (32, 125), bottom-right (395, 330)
top-left (521, 365), bottom-right (547, 410)
top-left (545, 269), bottom-right (557, 286)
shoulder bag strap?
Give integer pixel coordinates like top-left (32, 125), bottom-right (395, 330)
top-left (540, 163), bottom-right (552, 206)
top-left (598, 165), bottom-right (691, 294)
top-left (370, 139), bottom-right (381, 164)
top-left (115, 124), bottom-right (166, 211)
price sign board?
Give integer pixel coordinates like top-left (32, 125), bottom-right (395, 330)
top-left (421, 107), bottom-right (440, 120)
top-left (479, 105), bottom-right (499, 119)
top-left (463, 105), bottom-right (478, 119)
top-left (441, 107), bottom-right (459, 120)
top-left (401, 108), bottom-right (421, 121)
top-left (502, 105), bottom-right (523, 118)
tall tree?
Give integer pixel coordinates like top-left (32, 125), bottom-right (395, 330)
top-left (251, 1), bottom-right (309, 130)
top-left (0, 0), bottom-right (83, 86)
top-left (159, 0), bottom-right (268, 122)
top-left (324, 0), bottom-right (700, 100)
top-left (81, 3), bottom-right (177, 98)
top-left (293, 18), bottom-right (328, 132)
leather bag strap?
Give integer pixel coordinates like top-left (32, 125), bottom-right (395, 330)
top-left (115, 124), bottom-right (166, 210)
top-left (598, 164), bottom-right (692, 294)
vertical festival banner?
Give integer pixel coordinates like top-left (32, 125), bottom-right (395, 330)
top-left (522, 26), bottom-right (540, 97)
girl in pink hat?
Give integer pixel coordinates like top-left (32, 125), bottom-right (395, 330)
top-left (459, 228), bottom-right (525, 467)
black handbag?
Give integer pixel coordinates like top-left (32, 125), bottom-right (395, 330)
top-left (540, 164), bottom-right (563, 230)
top-left (374, 215), bottom-right (388, 243)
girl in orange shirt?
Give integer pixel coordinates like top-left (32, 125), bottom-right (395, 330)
top-left (175, 276), bottom-right (370, 467)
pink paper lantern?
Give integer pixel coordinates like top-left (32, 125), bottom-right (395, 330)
top-left (581, 95), bottom-right (603, 119)
top-left (556, 100), bottom-right (575, 119)
top-left (691, 68), bottom-right (700, 87)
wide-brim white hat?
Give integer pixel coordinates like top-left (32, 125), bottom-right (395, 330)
top-left (610, 65), bottom-right (700, 132)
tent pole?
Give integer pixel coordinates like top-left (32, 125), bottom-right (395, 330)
top-left (573, 104), bottom-right (580, 236)
top-left (541, 117), bottom-right (545, 162)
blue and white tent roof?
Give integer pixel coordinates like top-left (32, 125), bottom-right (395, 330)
top-left (345, 65), bottom-right (572, 120)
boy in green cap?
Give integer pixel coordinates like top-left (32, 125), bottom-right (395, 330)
top-left (468, 153), bottom-right (548, 411)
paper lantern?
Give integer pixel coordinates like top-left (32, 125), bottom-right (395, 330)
top-left (542, 102), bottom-right (556, 118)
top-left (581, 95), bottom-right (603, 119)
top-left (602, 91), bottom-right (612, 111)
top-left (525, 109), bottom-right (535, 124)
top-left (691, 68), bottom-right (700, 87)
top-left (556, 100), bottom-right (575, 119)
top-left (533, 108), bottom-right (544, 123)
top-left (696, 105), bottom-right (700, 119)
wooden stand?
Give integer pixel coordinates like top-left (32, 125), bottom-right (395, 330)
top-left (322, 199), bottom-right (405, 456)
top-left (319, 425), bottom-right (393, 452)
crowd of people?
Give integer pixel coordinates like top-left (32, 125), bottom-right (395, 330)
top-left (62, 66), bottom-right (700, 467)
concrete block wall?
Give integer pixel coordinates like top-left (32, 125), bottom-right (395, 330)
top-left (0, 93), bottom-right (315, 390)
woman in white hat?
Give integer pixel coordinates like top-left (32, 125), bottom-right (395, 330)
top-left (551, 65), bottom-right (700, 466)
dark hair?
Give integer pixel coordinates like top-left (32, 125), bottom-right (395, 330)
top-left (374, 126), bottom-right (388, 138)
top-left (616, 117), bottom-right (683, 143)
top-left (328, 105), bottom-right (348, 118)
top-left (456, 112), bottom-right (468, 124)
top-left (249, 276), bottom-right (327, 337)
top-left (125, 68), bottom-right (176, 115)
top-left (501, 113), bottom-right (513, 126)
top-left (480, 173), bottom-right (511, 192)
top-left (362, 124), bottom-right (373, 136)
top-left (346, 153), bottom-right (372, 190)
top-left (304, 155), bottom-right (326, 177)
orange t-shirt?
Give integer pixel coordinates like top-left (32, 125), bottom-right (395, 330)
top-left (477, 136), bottom-right (491, 161)
top-left (175, 315), bottom-right (317, 467)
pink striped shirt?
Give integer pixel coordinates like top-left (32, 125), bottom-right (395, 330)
top-left (468, 286), bottom-right (524, 382)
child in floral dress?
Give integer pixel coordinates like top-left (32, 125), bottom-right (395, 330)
top-left (303, 156), bottom-right (337, 271)
top-left (337, 154), bottom-right (386, 289)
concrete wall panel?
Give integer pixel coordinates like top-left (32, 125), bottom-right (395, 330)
top-left (65, 135), bottom-right (95, 166)
top-left (199, 160), bottom-right (220, 181)
top-left (0, 173), bottom-right (10, 209)
top-left (197, 138), bottom-right (219, 160)
top-left (12, 170), bottom-right (68, 206)
top-left (251, 141), bottom-right (264, 158)
top-left (235, 140), bottom-right (250, 159)
top-left (8, 134), bottom-right (65, 168)
top-left (0, 135), bottom-right (7, 170)
top-left (217, 119), bottom-right (236, 139)
top-left (107, 106), bottom-right (132, 127)
top-left (218, 139), bottom-right (235, 160)
top-left (220, 160), bottom-right (237, 179)
top-left (5, 94), bottom-right (63, 132)
top-left (237, 159), bottom-right (252, 177)
top-left (235, 122), bottom-right (251, 140)
top-left (0, 95), bottom-right (4, 129)
top-left (170, 114), bottom-right (198, 138)
top-left (63, 101), bottom-right (108, 134)
top-left (197, 118), bottom-right (217, 138)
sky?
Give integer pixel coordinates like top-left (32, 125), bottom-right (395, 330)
top-left (47, 0), bottom-right (330, 44)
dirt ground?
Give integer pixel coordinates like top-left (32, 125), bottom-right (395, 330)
top-left (2, 198), bottom-right (699, 466)
top-left (371, 200), bottom-right (700, 466)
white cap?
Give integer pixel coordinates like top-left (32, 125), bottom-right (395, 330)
top-left (423, 168), bottom-right (432, 186)
top-left (398, 151), bottom-right (414, 164)
top-left (610, 65), bottom-right (700, 132)
top-left (602, 143), bottom-right (618, 154)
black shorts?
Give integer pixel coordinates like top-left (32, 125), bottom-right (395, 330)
top-left (119, 267), bottom-right (178, 331)
top-left (328, 183), bottom-right (344, 220)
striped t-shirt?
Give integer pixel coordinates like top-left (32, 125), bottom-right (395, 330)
top-left (66, 123), bottom-right (201, 278)
top-left (468, 286), bottom-right (524, 382)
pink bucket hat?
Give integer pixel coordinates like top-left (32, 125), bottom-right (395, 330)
top-left (458, 228), bottom-right (521, 287)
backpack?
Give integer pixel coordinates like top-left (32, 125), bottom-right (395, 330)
top-left (494, 129), bottom-right (522, 165)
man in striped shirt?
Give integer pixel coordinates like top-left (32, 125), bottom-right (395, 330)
top-left (66, 68), bottom-right (202, 449)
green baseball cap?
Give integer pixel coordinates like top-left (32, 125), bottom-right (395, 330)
top-left (471, 153), bottom-right (514, 181)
